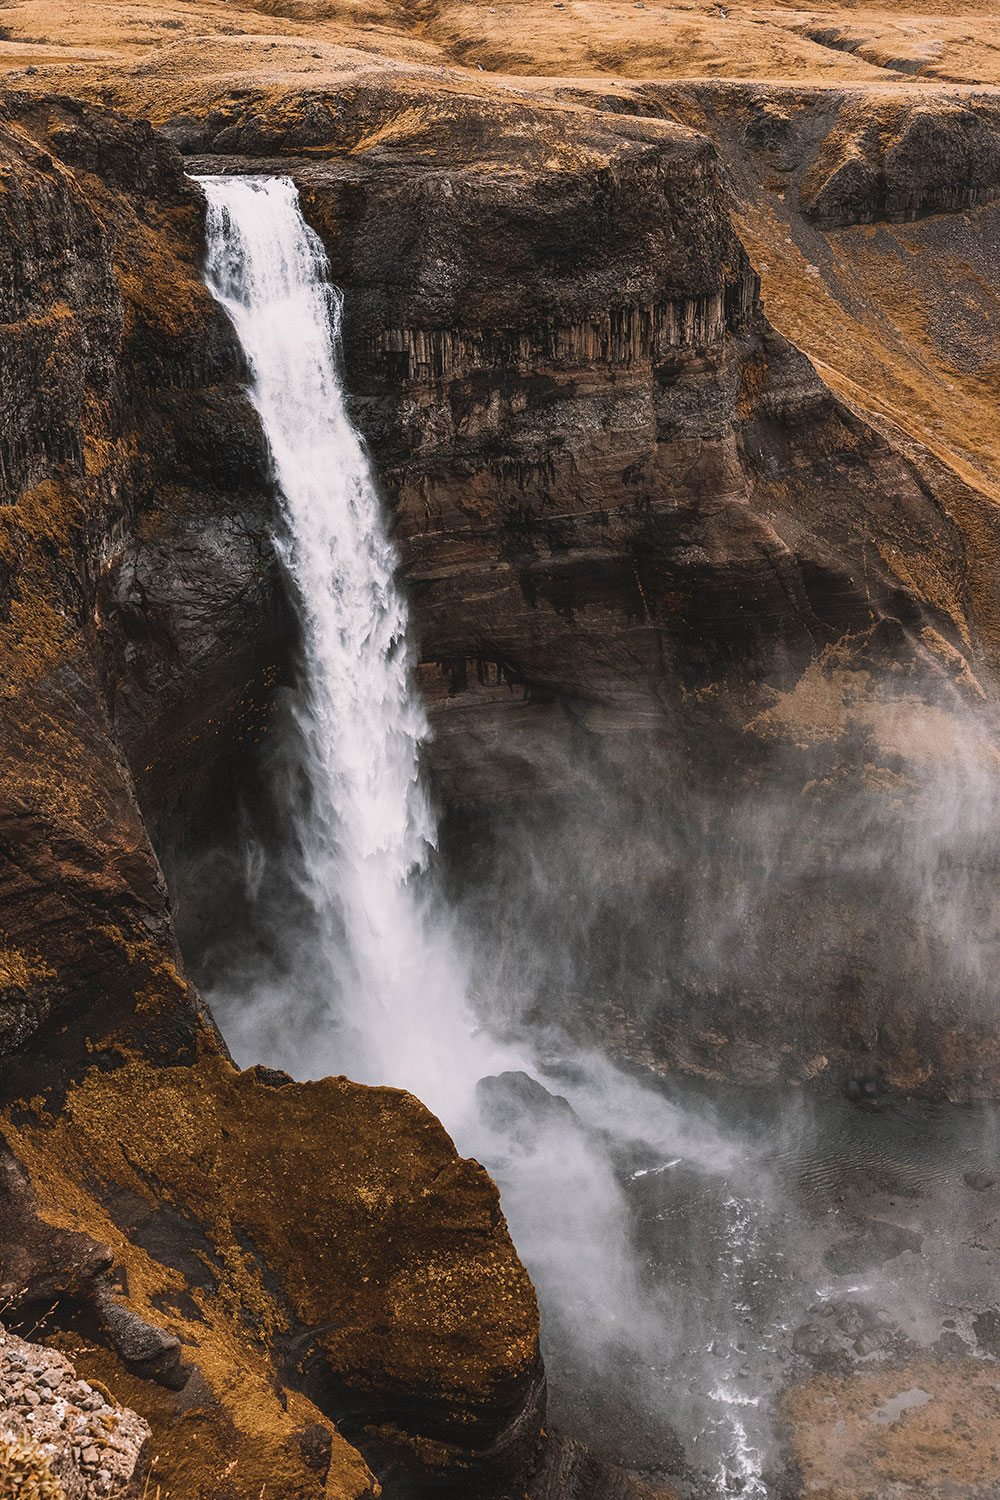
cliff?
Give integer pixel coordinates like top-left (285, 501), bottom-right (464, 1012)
top-left (4, 4), bottom-right (1000, 1498)
top-left (0, 94), bottom-right (541, 1500)
top-left (169, 65), bottom-right (1000, 1104)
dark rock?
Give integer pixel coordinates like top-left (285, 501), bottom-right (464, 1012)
top-left (0, 1151), bottom-right (114, 1311)
top-left (529, 1430), bottom-right (671, 1499)
top-left (298, 1423), bottom-right (334, 1479)
top-left (932, 1330), bottom-right (970, 1358)
top-left (94, 1281), bottom-right (188, 1389)
top-left (743, 103), bottom-right (791, 151)
top-left (791, 1320), bottom-right (842, 1360)
top-left (183, 98), bottom-right (996, 1105)
top-left (973, 1309), bottom-right (1000, 1358)
top-left (964, 1171), bottom-right (995, 1191)
top-left (792, 1300), bottom-right (901, 1364)
top-left (477, 1071), bottom-right (578, 1144)
top-left (251, 1065), bottom-right (295, 1089)
top-left (845, 1059), bottom-right (886, 1110)
top-left (799, 99), bottom-right (1000, 228)
top-left (824, 1221), bottom-right (923, 1275)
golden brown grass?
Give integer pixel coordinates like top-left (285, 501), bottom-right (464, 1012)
top-left (0, 1430), bottom-right (65, 1500)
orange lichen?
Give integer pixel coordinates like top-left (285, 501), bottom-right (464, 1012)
top-left (2, 1048), bottom-right (537, 1499)
top-left (0, 946), bottom-right (55, 991)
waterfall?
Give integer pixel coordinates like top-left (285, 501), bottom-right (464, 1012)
top-left (199, 174), bottom-right (510, 1117)
top-left (197, 172), bottom-right (762, 1498)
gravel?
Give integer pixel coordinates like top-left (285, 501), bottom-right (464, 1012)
top-left (0, 1322), bottom-right (150, 1498)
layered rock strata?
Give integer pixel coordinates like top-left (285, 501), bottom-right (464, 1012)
top-left (0, 17), bottom-right (996, 1099)
top-left (175, 69), bottom-right (1000, 1101)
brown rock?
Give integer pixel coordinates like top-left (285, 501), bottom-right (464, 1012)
top-left (0, 91), bottom-right (541, 1500)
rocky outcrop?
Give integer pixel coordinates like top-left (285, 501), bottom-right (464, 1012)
top-left (0, 91), bottom-right (543, 1500)
top-left (0, 1323), bottom-right (152, 1499)
top-left (3, 1056), bottom-right (542, 1500)
top-left (798, 95), bottom-right (1000, 228)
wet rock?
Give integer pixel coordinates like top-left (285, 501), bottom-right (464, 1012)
top-left (792, 1320), bottom-right (843, 1361)
top-left (477, 1071), bottom-right (578, 1145)
top-left (932, 1330), bottom-right (970, 1358)
top-left (973, 1308), bottom-right (1000, 1358)
top-left (792, 1301), bottom-right (901, 1364)
top-left (824, 1221), bottom-right (923, 1275)
top-left (844, 1060), bottom-right (886, 1110)
top-left (193, 79), bottom-right (1000, 1108)
top-left (528, 1429), bottom-right (675, 1499)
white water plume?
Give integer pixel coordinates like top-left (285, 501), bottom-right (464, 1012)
top-left (198, 172), bottom-right (757, 1495)
top-left (200, 173), bottom-right (517, 1119)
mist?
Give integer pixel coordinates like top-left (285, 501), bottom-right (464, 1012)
top-left (178, 172), bottom-right (1000, 1499)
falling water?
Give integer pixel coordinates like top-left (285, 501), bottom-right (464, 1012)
top-left (199, 174), bottom-right (515, 1117)
top-left (198, 172), bottom-right (765, 1497)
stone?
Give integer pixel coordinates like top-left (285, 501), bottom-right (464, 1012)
top-left (824, 1222), bottom-right (923, 1276)
top-left (0, 1322), bottom-right (151, 1497)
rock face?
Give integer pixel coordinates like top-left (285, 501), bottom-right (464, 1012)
top-left (0, 91), bottom-right (542, 1500)
top-left (795, 93), bottom-right (1000, 228)
top-left (0, 4), bottom-right (996, 1106)
top-left (0, 88), bottom-right (274, 1064)
top-left (0, 1323), bottom-right (152, 1500)
top-left (176, 68), bottom-right (1000, 1101)
top-left (4, 1056), bottom-right (542, 1500)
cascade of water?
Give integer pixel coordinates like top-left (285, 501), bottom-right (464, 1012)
top-left (199, 173), bottom-right (515, 1117)
top-left (197, 172), bottom-right (762, 1497)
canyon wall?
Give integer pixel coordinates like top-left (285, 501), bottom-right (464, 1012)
top-left (177, 70), bottom-right (1000, 1102)
top-left (0, 93), bottom-right (543, 1500)
top-left (6, 12), bottom-right (1000, 1495)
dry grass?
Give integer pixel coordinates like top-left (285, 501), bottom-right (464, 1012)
top-left (5, 0), bottom-right (1000, 107)
top-left (0, 1430), bottom-right (65, 1500)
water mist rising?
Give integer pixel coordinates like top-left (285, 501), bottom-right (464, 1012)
top-left (198, 173), bottom-right (761, 1496)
